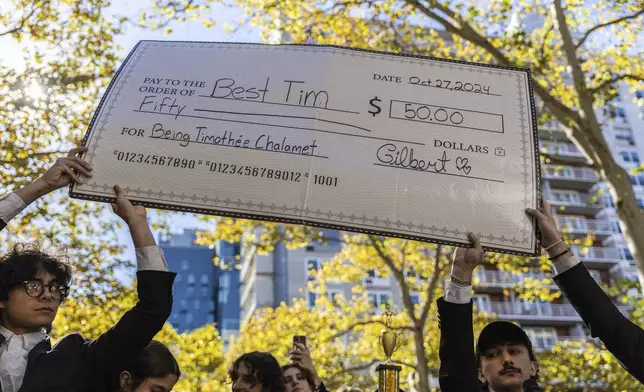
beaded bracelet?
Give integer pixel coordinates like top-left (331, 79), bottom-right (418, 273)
top-left (450, 275), bottom-right (472, 286)
top-left (544, 238), bottom-right (564, 251)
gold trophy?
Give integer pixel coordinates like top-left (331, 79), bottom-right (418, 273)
top-left (376, 311), bottom-right (401, 392)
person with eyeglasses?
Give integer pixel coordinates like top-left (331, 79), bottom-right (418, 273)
top-left (0, 147), bottom-right (176, 392)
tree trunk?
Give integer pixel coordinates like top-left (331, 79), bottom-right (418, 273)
top-left (553, 0), bottom-right (644, 291)
top-left (413, 327), bottom-right (431, 392)
top-left (600, 160), bottom-right (644, 290)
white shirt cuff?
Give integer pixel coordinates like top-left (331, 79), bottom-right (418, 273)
top-left (444, 279), bottom-right (473, 304)
top-left (551, 254), bottom-right (581, 276)
top-left (135, 246), bottom-right (168, 271)
top-left (0, 193), bottom-right (26, 223)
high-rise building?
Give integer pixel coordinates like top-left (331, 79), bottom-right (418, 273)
top-left (214, 240), bottom-right (242, 340)
top-left (160, 229), bottom-right (241, 337)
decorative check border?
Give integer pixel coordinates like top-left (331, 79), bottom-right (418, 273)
top-left (70, 41), bottom-right (542, 256)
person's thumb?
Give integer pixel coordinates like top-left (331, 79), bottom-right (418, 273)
top-left (525, 208), bottom-right (543, 220)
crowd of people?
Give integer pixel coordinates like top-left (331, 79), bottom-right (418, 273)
top-left (1, 147), bottom-right (644, 392)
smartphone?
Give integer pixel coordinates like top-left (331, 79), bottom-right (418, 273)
top-left (293, 335), bottom-right (306, 350)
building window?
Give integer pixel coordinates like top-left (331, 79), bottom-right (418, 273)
top-left (307, 259), bottom-right (321, 281)
top-left (636, 90), bottom-right (644, 100)
top-left (194, 300), bottom-right (201, 310)
top-left (201, 274), bottom-right (209, 286)
top-left (187, 273), bottom-right (196, 286)
top-left (308, 291), bottom-right (319, 308)
top-left (181, 259), bottom-right (189, 270)
top-left (588, 270), bottom-right (602, 283)
top-left (621, 151), bottom-right (640, 164)
top-left (473, 295), bottom-right (491, 313)
top-left (524, 327), bottom-right (557, 350)
top-left (328, 289), bottom-right (344, 306)
top-left (615, 132), bottom-right (635, 146)
top-left (180, 300), bottom-right (187, 310)
top-left (410, 293), bottom-right (421, 305)
top-left (616, 107), bottom-right (629, 124)
top-left (368, 292), bottom-right (391, 313)
top-left (622, 247), bottom-right (634, 261)
top-left (186, 313), bottom-right (194, 324)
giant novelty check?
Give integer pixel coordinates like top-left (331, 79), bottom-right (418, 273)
top-left (70, 41), bottom-right (541, 255)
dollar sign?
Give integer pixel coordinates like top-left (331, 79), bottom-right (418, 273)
top-left (368, 96), bottom-right (382, 116)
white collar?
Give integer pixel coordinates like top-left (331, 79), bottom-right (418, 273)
top-left (0, 324), bottom-right (46, 351)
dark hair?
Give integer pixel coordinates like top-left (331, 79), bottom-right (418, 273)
top-left (124, 341), bottom-right (181, 390)
top-left (282, 363), bottom-right (316, 391)
top-left (0, 244), bottom-right (73, 302)
top-left (230, 352), bottom-right (285, 392)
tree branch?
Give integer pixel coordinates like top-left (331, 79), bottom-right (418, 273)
top-left (575, 9), bottom-right (644, 50)
top-left (327, 360), bottom-right (379, 380)
top-left (420, 245), bottom-right (445, 324)
top-left (368, 235), bottom-right (419, 324)
top-left (0, 5), bottom-right (38, 37)
top-left (328, 319), bottom-right (415, 340)
top-left (589, 74), bottom-right (644, 96)
top-left (406, 0), bottom-right (582, 127)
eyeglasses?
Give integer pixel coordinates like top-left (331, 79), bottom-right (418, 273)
top-left (22, 280), bottom-right (70, 300)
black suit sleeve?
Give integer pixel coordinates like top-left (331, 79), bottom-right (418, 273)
top-left (0, 218), bottom-right (6, 232)
top-left (554, 263), bottom-right (644, 383)
top-left (84, 270), bottom-right (176, 381)
top-left (437, 297), bottom-right (481, 392)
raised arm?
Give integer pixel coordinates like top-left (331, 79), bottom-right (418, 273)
top-left (527, 200), bottom-right (644, 384)
top-left (1, 147), bottom-right (92, 231)
top-left (86, 185), bottom-right (175, 381)
top-left (437, 233), bottom-right (485, 392)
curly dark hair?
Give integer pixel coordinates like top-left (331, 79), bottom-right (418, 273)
top-left (0, 243), bottom-right (73, 302)
top-left (230, 352), bottom-right (285, 392)
top-left (122, 340), bottom-right (181, 390)
top-left (282, 363), bottom-right (316, 391)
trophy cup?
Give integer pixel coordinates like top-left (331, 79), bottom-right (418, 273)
top-left (376, 311), bottom-right (401, 392)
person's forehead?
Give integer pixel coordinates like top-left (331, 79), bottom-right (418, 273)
top-left (284, 367), bottom-right (303, 376)
top-left (237, 361), bottom-right (252, 374)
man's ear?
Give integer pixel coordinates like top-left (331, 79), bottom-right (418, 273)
top-left (530, 361), bottom-right (539, 378)
top-left (120, 371), bottom-right (132, 391)
top-left (478, 368), bottom-right (487, 385)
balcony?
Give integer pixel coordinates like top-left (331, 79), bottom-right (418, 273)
top-left (539, 120), bottom-right (567, 140)
top-left (545, 191), bottom-right (605, 214)
top-left (556, 217), bottom-right (618, 240)
top-left (541, 142), bottom-right (587, 163)
top-left (474, 270), bottom-right (557, 290)
top-left (486, 301), bottom-right (630, 324)
top-left (543, 165), bottom-right (599, 190)
top-left (573, 246), bottom-right (626, 268)
top-left (610, 263), bottom-right (639, 283)
top-left (531, 335), bottom-right (581, 352)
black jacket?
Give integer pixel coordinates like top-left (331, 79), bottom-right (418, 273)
top-left (555, 262), bottom-right (644, 384)
top-left (1, 217), bottom-right (176, 392)
top-left (437, 297), bottom-right (480, 391)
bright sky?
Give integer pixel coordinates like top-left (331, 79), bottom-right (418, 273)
top-left (0, 0), bottom-right (260, 280)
